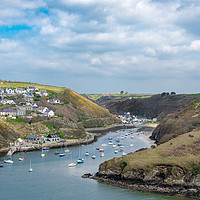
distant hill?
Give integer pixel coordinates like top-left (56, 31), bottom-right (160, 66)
top-left (95, 94), bottom-right (196, 120)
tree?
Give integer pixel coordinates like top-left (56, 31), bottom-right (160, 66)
top-left (171, 92), bottom-right (176, 95)
top-left (120, 91), bottom-right (124, 94)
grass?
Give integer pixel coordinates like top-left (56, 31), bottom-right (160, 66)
top-left (111, 130), bottom-right (200, 173)
top-left (185, 94), bottom-right (200, 97)
top-left (0, 81), bottom-right (66, 94)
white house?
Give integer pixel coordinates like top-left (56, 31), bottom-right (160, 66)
top-left (0, 99), bottom-right (16, 105)
top-left (6, 88), bottom-right (15, 94)
top-left (44, 109), bottom-right (54, 117)
top-left (14, 138), bottom-right (23, 147)
top-left (39, 90), bottom-right (48, 97)
top-left (0, 89), bottom-right (4, 94)
top-left (38, 107), bottom-right (49, 113)
top-left (15, 88), bottom-right (24, 94)
top-left (27, 86), bottom-right (35, 92)
top-left (47, 99), bottom-right (61, 104)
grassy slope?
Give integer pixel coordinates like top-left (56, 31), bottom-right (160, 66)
top-left (105, 130), bottom-right (200, 173)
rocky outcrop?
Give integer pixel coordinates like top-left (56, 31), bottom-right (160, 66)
top-left (94, 131), bottom-right (200, 199)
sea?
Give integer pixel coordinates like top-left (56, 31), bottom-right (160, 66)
top-left (0, 128), bottom-right (192, 200)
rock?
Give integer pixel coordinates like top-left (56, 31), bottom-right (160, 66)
top-left (82, 173), bottom-right (92, 178)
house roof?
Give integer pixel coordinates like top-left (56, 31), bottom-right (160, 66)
top-left (3, 109), bottom-right (17, 113)
top-left (47, 134), bottom-right (59, 138)
top-left (26, 135), bottom-right (38, 139)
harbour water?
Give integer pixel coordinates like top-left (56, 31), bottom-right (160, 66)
top-left (0, 128), bottom-right (191, 200)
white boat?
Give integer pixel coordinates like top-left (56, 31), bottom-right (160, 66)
top-left (68, 153), bottom-right (77, 167)
top-left (113, 144), bottom-right (117, 148)
top-left (4, 158), bottom-right (13, 164)
top-left (92, 155), bottom-right (96, 159)
top-left (122, 152), bottom-right (126, 156)
top-left (99, 148), bottom-right (104, 152)
top-left (68, 162), bottom-right (77, 167)
top-left (19, 157), bottom-right (24, 161)
top-left (59, 146), bottom-right (65, 157)
top-left (131, 136), bottom-right (134, 139)
top-left (77, 148), bottom-right (84, 164)
top-left (100, 152), bottom-right (104, 157)
top-left (114, 150), bottom-right (118, 154)
top-left (85, 152), bottom-right (89, 156)
top-left (101, 144), bottom-right (107, 147)
top-left (41, 144), bottom-right (45, 157)
top-left (29, 160), bottom-right (33, 172)
top-left (130, 144), bottom-right (134, 147)
top-left (108, 141), bottom-right (113, 145)
top-left (65, 149), bottom-right (70, 153)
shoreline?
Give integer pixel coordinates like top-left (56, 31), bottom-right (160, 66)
top-left (0, 124), bottom-right (137, 156)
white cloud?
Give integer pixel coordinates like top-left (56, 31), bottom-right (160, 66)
top-left (190, 40), bottom-right (200, 51)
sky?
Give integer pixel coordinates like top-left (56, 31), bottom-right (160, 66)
top-left (0, 0), bottom-right (200, 94)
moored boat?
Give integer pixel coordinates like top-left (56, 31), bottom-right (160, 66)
top-left (4, 158), bottom-right (13, 164)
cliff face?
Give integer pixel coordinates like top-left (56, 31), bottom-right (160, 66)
top-left (151, 98), bottom-right (200, 144)
top-left (95, 94), bottom-right (196, 120)
top-left (95, 130), bottom-right (200, 198)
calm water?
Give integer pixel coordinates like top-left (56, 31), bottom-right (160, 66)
top-left (0, 128), bottom-right (192, 200)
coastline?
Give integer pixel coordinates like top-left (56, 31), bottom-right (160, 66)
top-left (0, 124), bottom-right (137, 156)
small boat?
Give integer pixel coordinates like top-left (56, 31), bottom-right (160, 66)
top-left (101, 144), bottom-right (107, 147)
top-left (108, 137), bottom-right (112, 140)
top-left (100, 152), bottom-right (104, 157)
top-left (122, 152), bottom-right (126, 156)
top-left (19, 157), bottom-right (24, 161)
top-left (92, 155), bottom-right (96, 159)
top-left (85, 152), bottom-right (89, 156)
top-left (4, 158), bottom-right (13, 164)
top-left (77, 158), bottom-right (84, 164)
top-left (114, 150), bottom-right (118, 154)
top-left (116, 139), bottom-right (120, 143)
top-left (65, 149), bottom-right (70, 153)
top-left (68, 162), bottom-right (77, 167)
top-left (99, 148), bottom-right (104, 152)
top-left (130, 144), bottom-right (134, 147)
top-left (43, 147), bottom-right (50, 151)
top-left (96, 147), bottom-right (99, 150)
top-left (108, 141), bottom-right (113, 145)
top-left (119, 148), bottom-right (123, 152)
top-left (41, 145), bottom-right (45, 157)
top-left (118, 143), bottom-right (122, 146)
top-left (113, 144), bottom-right (117, 148)
top-left (54, 151), bottom-right (59, 155)
top-left (0, 164), bottom-right (3, 167)
top-left (59, 153), bottom-right (65, 157)
top-left (131, 136), bottom-right (134, 139)
top-left (29, 159), bottom-right (33, 172)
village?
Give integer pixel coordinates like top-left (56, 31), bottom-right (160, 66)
top-left (0, 86), bottom-right (61, 118)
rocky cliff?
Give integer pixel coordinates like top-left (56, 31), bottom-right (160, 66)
top-left (95, 130), bottom-right (200, 198)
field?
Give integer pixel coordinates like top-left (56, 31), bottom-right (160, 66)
top-left (88, 93), bottom-right (153, 100)
top-left (0, 81), bottom-right (66, 94)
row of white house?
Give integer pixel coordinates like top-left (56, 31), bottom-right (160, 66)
top-left (0, 86), bottom-right (48, 97)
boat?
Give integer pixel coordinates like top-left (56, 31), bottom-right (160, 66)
top-left (0, 164), bottom-right (3, 167)
top-left (131, 136), bottom-right (134, 139)
top-left (19, 157), bottom-right (24, 161)
top-left (118, 143), bottom-right (122, 146)
top-left (29, 159), bottom-right (33, 172)
top-left (65, 149), bottom-right (70, 153)
top-left (108, 137), bottom-right (112, 140)
top-left (68, 153), bottom-right (77, 167)
top-left (130, 144), bottom-right (134, 147)
top-left (43, 147), bottom-right (50, 151)
top-left (100, 152), bottom-right (104, 157)
top-left (77, 158), bottom-right (84, 164)
top-left (116, 138), bottom-right (120, 143)
top-left (122, 152), bottom-right (126, 156)
top-left (77, 148), bottom-right (84, 164)
top-left (119, 148), bottom-right (123, 152)
top-left (59, 146), bottom-right (65, 157)
top-left (96, 147), bottom-right (99, 150)
top-left (4, 157), bottom-right (13, 164)
top-left (113, 144), bottom-right (117, 148)
top-left (114, 150), bottom-right (118, 154)
top-left (99, 148), bottom-right (104, 152)
top-left (68, 162), bottom-right (77, 167)
top-left (85, 152), bottom-right (89, 156)
top-left (108, 141), bottom-right (113, 145)
top-left (92, 155), bottom-right (96, 159)
top-left (54, 151), bottom-right (59, 155)
top-left (41, 144), bottom-right (45, 157)
top-left (101, 144), bottom-right (107, 147)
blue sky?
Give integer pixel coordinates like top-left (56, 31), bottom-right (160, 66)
top-left (0, 0), bottom-right (200, 94)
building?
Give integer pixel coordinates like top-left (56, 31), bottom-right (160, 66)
top-left (0, 109), bottom-right (17, 116)
top-left (6, 88), bottom-right (15, 94)
top-left (14, 138), bottom-right (23, 147)
top-left (39, 90), bottom-right (48, 97)
top-left (15, 88), bottom-right (24, 94)
top-left (47, 99), bottom-right (61, 104)
top-left (27, 86), bottom-right (35, 92)
top-left (47, 134), bottom-right (60, 142)
top-left (0, 99), bottom-right (16, 105)
top-left (26, 135), bottom-right (38, 143)
top-left (44, 110), bottom-right (54, 117)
